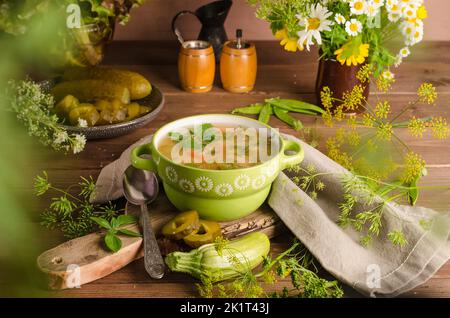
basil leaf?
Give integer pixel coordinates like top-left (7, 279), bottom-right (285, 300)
top-left (90, 216), bottom-right (112, 230)
top-left (118, 229), bottom-right (142, 237)
top-left (115, 214), bottom-right (137, 227)
top-left (105, 231), bottom-right (122, 253)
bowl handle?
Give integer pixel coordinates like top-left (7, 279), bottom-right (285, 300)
top-left (131, 144), bottom-right (157, 172)
top-left (280, 139), bottom-right (304, 170)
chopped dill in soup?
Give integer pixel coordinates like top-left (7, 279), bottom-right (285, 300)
top-left (158, 123), bottom-right (277, 170)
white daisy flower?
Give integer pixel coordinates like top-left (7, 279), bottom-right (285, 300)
top-left (388, 12), bottom-right (401, 22)
top-left (77, 118), bottom-right (88, 128)
top-left (365, 2), bottom-right (379, 17)
top-left (371, 0), bottom-right (384, 9)
top-left (402, 3), bottom-right (417, 20)
top-left (386, 0), bottom-right (400, 14)
top-left (234, 174), bottom-right (251, 190)
top-left (215, 183), bottom-right (234, 197)
top-left (402, 20), bottom-right (423, 46)
top-left (296, 3), bottom-right (333, 51)
top-left (410, 26), bottom-right (423, 45)
top-left (72, 134), bottom-right (86, 154)
top-left (251, 175), bottom-right (267, 190)
top-left (382, 70), bottom-right (395, 80)
top-left (345, 19), bottom-right (363, 36)
top-left (335, 13), bottom-right (346, 25)
top-left (195, 176), bottom-right (213, 192)
top-left (349, 0), bottom-right (367, 15)
top-left (399, 47), bottom-right (411, 58)
top-left (165, 166), bottom-right (178, 183)
top-left (179, 179), bottom-right (195, 193)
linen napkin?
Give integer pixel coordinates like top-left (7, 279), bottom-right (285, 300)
top-left (91, 134), bottom-right (450, 297)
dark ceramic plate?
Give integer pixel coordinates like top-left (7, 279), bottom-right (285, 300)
top-left (40, 79), bottom-right (164, 140)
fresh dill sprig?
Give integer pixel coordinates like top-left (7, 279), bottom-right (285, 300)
top-left (35, 171), bottom-right (125, 239)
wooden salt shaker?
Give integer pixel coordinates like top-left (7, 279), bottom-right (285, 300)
top-left (220, 29), bottom-right (257, 93)
top-left (178, 40), bottom-right (215, 93)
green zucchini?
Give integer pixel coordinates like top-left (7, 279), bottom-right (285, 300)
top-left (165, 232), bottom-right (270, 282)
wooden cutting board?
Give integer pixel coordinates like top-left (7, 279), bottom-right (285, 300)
top-left (37, 194), bottom-right (285, 290)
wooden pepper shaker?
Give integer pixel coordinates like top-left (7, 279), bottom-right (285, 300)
top-left (178, 40), bottom-right (215, 93)
top-left (220, 29), bottom-right (257, 93)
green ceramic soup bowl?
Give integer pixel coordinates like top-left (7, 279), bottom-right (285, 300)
top-left (131, 114), bottom-right (304, 221)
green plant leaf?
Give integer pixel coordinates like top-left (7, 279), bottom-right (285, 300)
top-left (407, 178), bottom-right (419, 206)
top-left (105, 231), bottom-right (122, 253)
top-left (115, 214), bottom-right (137, 227)
top-left (118, 229), bottom-right (142, 237)
top-left (90, 216), bottom-right (112, 230)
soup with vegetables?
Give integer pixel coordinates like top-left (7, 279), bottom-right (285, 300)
top-left (158, 123), bottom-right (278, 170)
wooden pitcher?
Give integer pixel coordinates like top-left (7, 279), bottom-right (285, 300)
top-left (220, 41), bottom-right (257, 93)
top-left (178, 40), bottom-right (215, 93)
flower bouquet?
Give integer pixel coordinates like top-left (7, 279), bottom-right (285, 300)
top-left (249, 0), bottom-right (427, 109)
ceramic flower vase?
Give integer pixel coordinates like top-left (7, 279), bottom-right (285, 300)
top-left (315, 58), bottom-right (370, 113)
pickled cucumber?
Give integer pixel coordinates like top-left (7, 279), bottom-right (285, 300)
top-left (52, 80), bottom-right (131, 104)
top-left (63, 67), bottom-right (152, 100)
top-left (55, 95), bottom-right (79, 120)
top-left (69, 104), bottom-right (100, 127)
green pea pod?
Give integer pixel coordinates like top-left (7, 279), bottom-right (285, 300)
top-left (266, 98), bottom-right (324, 115)
top-left (273, 107), bottom-right (303, 131)
top-left (231, 103), bottom-right (264, 115)
top-left (258, 104), bottom-right (273, 124)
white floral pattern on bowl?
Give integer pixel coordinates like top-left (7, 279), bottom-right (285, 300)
top-left (179, 179), bottom-right (195, 193)
top-left (234, 174), bottom-right (251, 190)
top-left (195, 176), bottom-right (214, 192)
top-left (215, 183), bottom-right (234, 197)
top-left (165, 166), bottom-right (178, 183)
top-left (252, 175), bottom-right (267, 190)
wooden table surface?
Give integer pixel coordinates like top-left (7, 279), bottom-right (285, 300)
top-left (31, 41), bottom-right (450, 298)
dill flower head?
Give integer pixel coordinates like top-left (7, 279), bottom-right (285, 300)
top-left (356, 64), bottom-right (373, 83)
top-left (362, 113), bottom-right (376, 127)
top-left (430, 117), bottom-right (450, 140)
top-left (408, 116), bottom-right (427, 138)
top-left (401, 152), bottom-right (426, 184)
top-left (417, 83), bottom-right (437, 104)
top-left (342, 84), bottom-right (365, 111)
top-left (376, 122), bottom-right (393, 141)
top-left (320, 86), bottom-right (334, 110)
top-left (376, 71), bottom-right (395, 92)
top-left (374, 101), bottom-right (391, 119)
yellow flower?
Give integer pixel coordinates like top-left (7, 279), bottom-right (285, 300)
top-left (401, 152), bottom-right (426, 184)
top-left (275, 29), bottom-right (303, 52)
top-left (417, 5), bottom-right (427, 20)
top-left (335, 40), bottom-right (370, 66)
top-left (418, 83), bottom-right (437, 104)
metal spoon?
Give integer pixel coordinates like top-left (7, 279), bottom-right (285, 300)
top-left (122, 165), bottom-right (165, 279)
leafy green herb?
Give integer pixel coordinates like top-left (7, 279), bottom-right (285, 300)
top-left (91, 215), bottom-right (141, 253)
top-left (35, 172), bottom-right (127, 239)
top-left (197, 239), bottom-right (343, 298)
top-left (6, 80), bottom-right (86, 153)
top-left (169, 123), bottom-right (218, 151)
